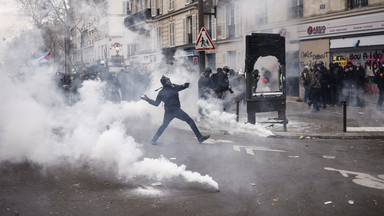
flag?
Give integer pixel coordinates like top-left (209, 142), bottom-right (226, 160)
top-left (32, 50), bottom-right (51, 66)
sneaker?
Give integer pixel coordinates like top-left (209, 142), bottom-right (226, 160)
top-left (198, 135), bottom-right (210, 144)
top-left (151, 140), bottom-right (157, 145)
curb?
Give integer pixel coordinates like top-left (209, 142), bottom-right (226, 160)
top-left (269, 132), bottom-right (384, 140)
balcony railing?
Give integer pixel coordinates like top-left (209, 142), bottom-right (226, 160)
top-left (124, 8), bottom-right (152, 28)
top-left (348, 0), bottom-right (368, 9)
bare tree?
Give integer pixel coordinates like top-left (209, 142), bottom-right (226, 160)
top-left (16, 0), bottom-right (106, 73)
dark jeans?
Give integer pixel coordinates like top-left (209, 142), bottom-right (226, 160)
top-left (310, 88), bottom-right (321, 111)
top-left (329, 84), bottom-right (338, 105)
top-left (253, 79), bottom-right (258, 93)
top-left (320, 84), bottom-right (329, 107)
top-left (303, 85), bottom-right (310, 102)
top-left (152, 107), bottom-right (202, 142)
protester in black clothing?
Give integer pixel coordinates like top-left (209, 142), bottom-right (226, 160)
top-left (328, 63), bottom-right (340, 106)
top-left (232, 69), bottom-right (246, 104)
top-left (61, 73), bottom-right (72, 90)
top-left (309, 68), bottom-right (321, 112)
top-left (343, 61), bottom-right (357, 105)
top-left (198, 68), bottom-right (214, 117)
top-left (334, 63), bottom-right (345, 106)
top-left (252, 69), bottom-right (260, 93)
top-left (300, 66), bottom-right (311, 103)
top-left (355, 63), bottom-right (366, 107)
top-left (374, 67), bottom-right (384, 111)
top-left (198, 67), bottom-right (214, 99)
top-left (141, 75), bottom-right (210, 145)
top-left (315, 61), bottom-right (329, 109)
top-left (211, 67), bottom-right (232, 99)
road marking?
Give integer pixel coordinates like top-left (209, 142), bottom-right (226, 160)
top-left (203, 139), bottom-right (233, 144)
top-left (347, 127), bottom-right (384, 132)
top-left (324, 167), bottom-right (384, 190)
top-left (233, 145), bottom-right (286, 155)
top-left (245, 148), bottom-right (255, 155)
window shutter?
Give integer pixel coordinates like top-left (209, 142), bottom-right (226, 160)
top-left (192, 14), bottom-right (196, 42)
top-left (183, 18), bottom-right (187, 44)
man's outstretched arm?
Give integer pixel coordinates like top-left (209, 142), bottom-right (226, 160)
top-left (175, 82), bottom-right (190, 91)
top-left (141, 94), bottom-right (161, 106)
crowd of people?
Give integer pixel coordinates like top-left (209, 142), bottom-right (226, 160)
top-left (300, 61), bottom-right (384, 112)
top-left (198, 66), bottom-right (247, 113)
top-left (57, 65), bottom-right (149, 104)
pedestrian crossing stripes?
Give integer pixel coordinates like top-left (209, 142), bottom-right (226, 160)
top-left (347, 127), bottom-right (384, 132)
top-left (233, 145), bottom-right (286, 155)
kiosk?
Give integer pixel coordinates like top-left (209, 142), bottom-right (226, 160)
top-left (245, 33), bottom-right (287, 131)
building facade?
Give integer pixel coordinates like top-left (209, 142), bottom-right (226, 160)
top-left (71, 0), bottom-right (384, 96)
top-left (124, 0), bottom-right (218, 70)
top-left (296, 0), bottom-right (384, 96)
top-left (71, 0), bottom-right (132, 67)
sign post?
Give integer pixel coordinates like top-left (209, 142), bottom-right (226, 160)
top-left (195, 27), bottom-right (216, 51)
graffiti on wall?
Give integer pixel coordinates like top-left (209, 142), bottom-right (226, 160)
top-left (332, 49), bottom-right (384, 77)
top-left (332, 49), bottom-right (384, 95)
top-left (301, 51), bottom-right (330, 67)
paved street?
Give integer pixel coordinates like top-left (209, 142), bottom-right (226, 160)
top-left (1, 125), bottom-right (383, 216)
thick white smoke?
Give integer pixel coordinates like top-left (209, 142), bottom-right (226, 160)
top-left (0, 0), bottom-right (280, 191)
top-left (0, 56), bottom-right (221, 190)
top-left (197, 97), bottom-right (273, 137)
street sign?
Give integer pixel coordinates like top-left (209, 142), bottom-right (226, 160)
top-left (195, 27), bottom-right (215, 50)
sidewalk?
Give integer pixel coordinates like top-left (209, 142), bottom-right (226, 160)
top-left (268, 95), bottom-right (384, 139)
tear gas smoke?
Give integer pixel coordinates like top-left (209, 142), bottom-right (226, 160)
top-left (198, 98), bottom-right (273, 137)
top-left (0, 64), bottom-right (220, 190)
top-left (0, 0), bottom-right (280, 191)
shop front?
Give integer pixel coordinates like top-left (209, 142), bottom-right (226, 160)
top-left (297, 12), bottom-right (384, 97)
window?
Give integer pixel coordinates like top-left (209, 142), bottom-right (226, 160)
top-left (169, 22), bottom-right (175, 46)
top-left (207, 15), bottom-right (216, 40)
top-left (236, 51), bottom-right (242, 70)
top-left (186, 0), bottom-right (192, 4)
top-left (256, 1), bottom-right (268, 25)
top-left (212, 16), bottom-right (217, 40)
top-left (157, 25), bottom-right (162, 49)
top-left (123, 1), bottom-right (131, 15)
top-left (158, 0), bottom-right (163, 15)
top-left (151, 0), bottom-right (156, 16)
top-left (169, 0), bottom-right (174, 10)
top-left (348, 0), bottom-right (368, 9)
top-left (192, 14), bottom-right (197, 42)
top-left (222, 52), bottom-right (227, 66)
top-left (145, 30), bottom-right (151, 50)
top-left (127, 44), bottom-right (134, 56)
top-left (183, 18), bottom-right (187, 44)
top-left (222, 6), bottom-right (227, 39)
top-left (289, 0), bottom-right (303, 19)
top-left (234, 3), bottom-right (241, 37)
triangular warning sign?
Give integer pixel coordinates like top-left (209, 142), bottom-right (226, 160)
top-left (195, 27), bottom-right (215, 50)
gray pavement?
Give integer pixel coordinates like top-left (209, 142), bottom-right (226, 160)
top-left (265, 94), bottom-right (384, 140)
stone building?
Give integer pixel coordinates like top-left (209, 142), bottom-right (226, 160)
top-left (71, 0), bottom-right (384, 96)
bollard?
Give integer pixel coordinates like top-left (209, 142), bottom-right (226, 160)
top-left (343, 100), bottom-right (347, 132)
top-left (236, 100), bottom-right (240, 122)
